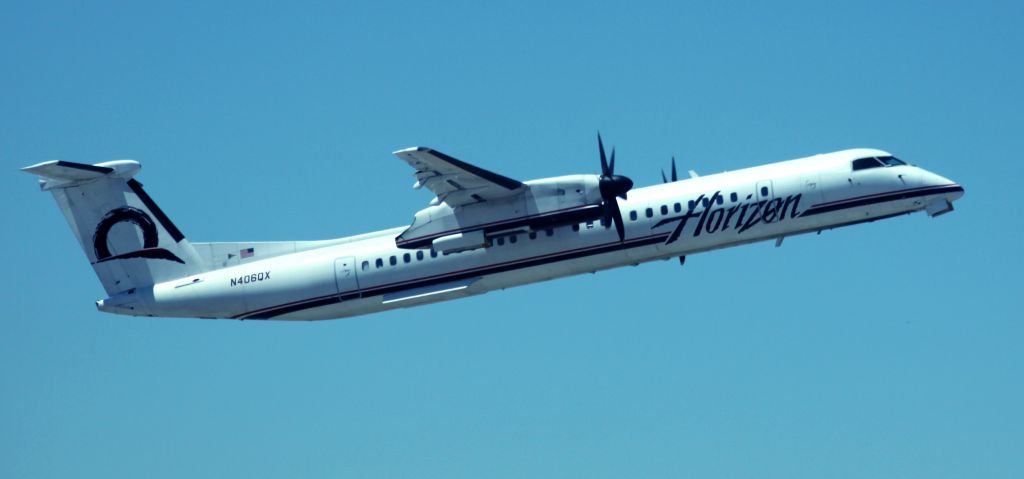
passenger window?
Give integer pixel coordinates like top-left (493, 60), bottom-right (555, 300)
top-left (660, 205), bottom-right (668, 215)
top-left (529, 231), bottom-right (537, 240)
top-left (416, 251), bottom-right (424, 261)
top-left (430, 250), bottom-right (437, 258)
top-left (701, 198), bottom-right (709, 207)
top-left (375, 258), bottom-right (383, 268)
top-left (716, 196), bottom-right (723, 205)
top-left (674, 203), bottom-right (681, 213)
top-left (645, 208), bottom-right (653, 218)
top-left (852, 157), bottom-right (884, 171)
top-left (509, 235), bottom-right (517, 243)
top-left (760, 186), bottom-right (769, 197)
top-left (629, 210), bottom-right (637, 221)
top-left (545, 228), bottom-right (554, 237)
top-left (361, 260), bottom-right (369, 271)
top-left (572, 223), bottom-right (580, 231)
top-left (730, 192), bottom-right (738, 202)
top-left (688, 200), bottom-right (695, 210)
top-left (403, 253), bottom-right (411, 263)
top-left (389, 256), bottom-right (397, 266)
top-left (497, 237), bottom-right (505, 246)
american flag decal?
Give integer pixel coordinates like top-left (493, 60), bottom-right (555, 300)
top-left (240, 247), bottom-right (255, 258)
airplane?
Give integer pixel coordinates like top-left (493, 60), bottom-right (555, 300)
top-left (23, 135), bottom-right (964, 321)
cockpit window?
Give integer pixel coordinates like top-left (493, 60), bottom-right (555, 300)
top-left (852, 157), bottom-right (884, 171)
top-left (878, 156), bottom-right (906, 166)
top-left (853, 156), bottom-right (907, 171)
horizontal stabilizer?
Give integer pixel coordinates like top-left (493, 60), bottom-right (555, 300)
top-left (23, 160), bottom-right (110, 179)
top-left (22, 160), bottom-right (141, 190)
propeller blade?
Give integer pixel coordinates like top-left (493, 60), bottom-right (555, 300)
top-left (604, 197), bottom-right (626, 242)
top-left (594, 133), bottom-right (633, 241)
top-left (598, 133), bottom-right (609, 177)
top-left (612, 203), bottom-right (626, 241)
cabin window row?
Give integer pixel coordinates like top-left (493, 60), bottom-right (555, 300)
top-left (365, 187), bottom-right (778, 271)
top-left (361, 227), bottom-right (563, 271)
top-left (495, 227), bottom-right (556, 246)
top-left (363, 249), bottom-right (439, 271)
top-left (627, 189), bottom-right (767, 221)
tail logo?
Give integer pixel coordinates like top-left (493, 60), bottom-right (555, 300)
top-left (92, 207), bottom-right (185, 264)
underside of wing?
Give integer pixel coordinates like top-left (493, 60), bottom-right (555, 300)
top-left (393, 147), bottom-right (524, 207)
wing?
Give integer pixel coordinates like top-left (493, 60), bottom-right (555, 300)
top-left (393, 147), bottom-right (524, 207)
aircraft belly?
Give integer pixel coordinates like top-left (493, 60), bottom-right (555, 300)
top-left (267, 297), bottom-right (378, 321)
top-left (472, 244), bottom-right (661, 293)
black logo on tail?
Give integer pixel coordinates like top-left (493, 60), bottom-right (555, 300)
top-left (92, 207), bottom-right (184, 264)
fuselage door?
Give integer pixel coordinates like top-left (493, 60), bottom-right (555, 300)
top-left (802, 172), bottom-right (825, 206)
top-left (334, 256), bottom-right (360, 296)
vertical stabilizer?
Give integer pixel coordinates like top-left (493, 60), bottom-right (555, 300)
top-left (23, 160), bottom-right (206, 295)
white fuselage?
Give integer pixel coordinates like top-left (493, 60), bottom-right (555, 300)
top-left (98, 148), bottom-right (963, 320)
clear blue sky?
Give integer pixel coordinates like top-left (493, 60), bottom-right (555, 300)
top-left (3, 1), bottom-right (1022, 477)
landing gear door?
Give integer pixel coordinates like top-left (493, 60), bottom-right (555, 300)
top-left (334, 256), bottom-right (360, 295)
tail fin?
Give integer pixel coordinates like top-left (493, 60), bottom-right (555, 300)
top-left (23, 160), bottom-right (206, 295)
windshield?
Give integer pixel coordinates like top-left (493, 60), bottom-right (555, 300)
top-left (853, 155), bottom-right (907, 171)
top-left (878, 156), bottom-right (906, 166)
top-left (852, 157), bottom-right (884, 171)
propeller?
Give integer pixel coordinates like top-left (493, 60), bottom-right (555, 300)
top-left (597, 133), bottom-right (634, 241)
top-left (661, 156), bottom-right (678, 183)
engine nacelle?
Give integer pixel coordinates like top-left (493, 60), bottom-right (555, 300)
top-left (397, 175), bottom-right (604, 249)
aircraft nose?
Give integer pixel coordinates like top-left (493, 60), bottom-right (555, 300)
top-left (950, 184), bottom-right (965, 201)
top-left (922, 170), bottom-right (964, 201)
